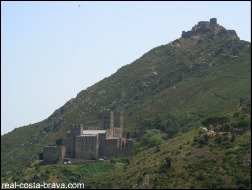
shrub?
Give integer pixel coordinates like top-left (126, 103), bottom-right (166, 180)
top-left (159, 157), bottom-right (172, 173)
top-left (236, 177), bottom-right (250, 189)
top-left (112, 157), bottom-right (129, 164)
top-left (138, 114), bottom-right (179, 137)
top-left (133, 130), bottom-right (164, 154)
top-left (201, 116), bottom-right (229, 131)
top-left (193, 134), bottom-right (208, 147)
top-left (214, 136), bottom-right (223, 144)
top-left (140, 131), bottom-right (163, 149)
top-left (237, 119), bottom-right (249, 131)
top-left (220, 123), bottom-right (231, 132)
top-left (38, 152), bottom-right (43, 160)
top-left (132, 142), bottom-right (143, 155)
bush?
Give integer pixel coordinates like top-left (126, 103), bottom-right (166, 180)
top-left (236, 177), bottom-right (250, 189)
top-left (138, 114), bottom-right (179, 137)
top-left (198, 134), bottom-right (208, 146)
top-left (133, 130), bottom-right (164, 154)
top-left (214, 136), bottom-right (223, 144)
top-left (193, 134), bottom-right (208, 147)
top-left (132, 142), bottom-right (143, 155)
top-left (111, 157), bottom-right (129, 164)
top-left (220, 123), bottom-right (231, 132)
top-left (38, 152), bottom-right (43, 160)
top-left (201, 116), bottom-right (229, 131)
top-left (140, 131), bottom-right (163, 149)
top-left (159, 157), bottom-right (172, 173)
top-left (195, 172), bottom-right (205, 181)
top-left (237, 119), bottom-right (249, 131)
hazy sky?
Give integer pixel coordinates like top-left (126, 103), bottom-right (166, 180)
top-left (1, 1), bottom-right (251, 134)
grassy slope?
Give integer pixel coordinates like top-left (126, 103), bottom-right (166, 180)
top-left (1, 29), bottom-right (251, 177)
top-left (3, 128), bottom-right (250, 189)
top-left (106, 130), bottom-right (251, 189)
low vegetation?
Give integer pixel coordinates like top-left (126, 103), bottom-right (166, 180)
top-left (133, 130), bottom-right (164, 154)
top-left (2, 101), bottom-right (250, 188)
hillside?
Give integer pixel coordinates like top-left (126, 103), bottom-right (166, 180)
top-left (1, 19), bottom-right (251, 179)
top-left (2, 116), bottom-right (251, 188)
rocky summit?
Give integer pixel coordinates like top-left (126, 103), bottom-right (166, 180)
top-left (181, 18), bottom-right (239, 41)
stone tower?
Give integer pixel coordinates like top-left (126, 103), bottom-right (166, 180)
top-left (100, 109), bottom-right (123, 138)
top-left (210, 18), bottom-right (217, 25)
top-left (71, 124), bottom-right (83, 135)
top-left (114, 110), bottom-right (123, 129)
top-left (113, 110), bottom-right (123, 138)
top-left (100, 109), bottom-right (114, 130)
top-left (65, 124), bottom-right (83, 158)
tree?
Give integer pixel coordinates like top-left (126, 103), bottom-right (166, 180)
top-left (235, 119), bottom-right (249, 132)
top-left (220, 123), bottom-right (231, 132)
top-left (133, 130), bottom-right (164, 154)
top-left (165, 157), bottom-right (172, 168)
top-left (159, 157), bottom-right (172, 172)
top-left (233, 111), bottom-right (241, 123)
top-left (140, 131), bottom-right (163, 149)
top-left (201, 116), bottom-right (229, 131)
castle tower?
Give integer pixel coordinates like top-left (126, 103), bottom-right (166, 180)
top-left (182, 31), bottom-right (186, 37)
top-left (113, 110), bottom-right (123, 138)
top-left (71, 124), bottom-right (83, 136)
top-left (210, 18), bottom-right (217, 25)
top-left (114, 110), bottom-right (123, 128)
top-left (100, 109), bottom-right (123, 138)
top-left (65, 124), bottom-right (83, 158)
top-left (100, 109), bottom-right (114, 130)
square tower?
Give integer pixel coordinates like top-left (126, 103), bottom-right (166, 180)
top-left (100, 109), bottom-right (123, 138)
top-left (210, 18), bottom-right (217, 25)
top-left (100, 109), bottom-right (114, 130)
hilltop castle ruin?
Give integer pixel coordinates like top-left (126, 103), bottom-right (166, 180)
top-left (43, 109), bottom-right (133, 163)
top-left (182, 18), bottom-right (218, 38)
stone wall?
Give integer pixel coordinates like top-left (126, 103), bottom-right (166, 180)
top-left (65, 124), bottom-right (83, 158)
top-left (124, 139), bottom-right (134, 156)
top-left (98, 138), bottom-right (119, 158)
top-left (98, 133), bottom-right (107, 157)
top-left (44, 146), bottom-right (66, 164)
top-left (113, 128), bottom-right (123, 138)
top-left (75, 135), bottom-right (99, 159)
top-left (182, 18), bottom-right (218, 38)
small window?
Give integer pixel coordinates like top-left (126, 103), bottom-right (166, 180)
top-left (91, 138), bottom-right (94, 151)
top-left (86, 138), bottom-right (88, 150)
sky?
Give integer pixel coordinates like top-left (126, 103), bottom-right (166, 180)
top-left (1, 1), bottom-right (251, 134)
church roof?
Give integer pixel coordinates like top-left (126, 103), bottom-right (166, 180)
top-left (82, 130), bottom-right (106, 135)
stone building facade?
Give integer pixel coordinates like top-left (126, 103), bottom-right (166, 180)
top-left (43, 109), bottom-right (133, 163)
top-left (43, 146), bottom-right (66, 164)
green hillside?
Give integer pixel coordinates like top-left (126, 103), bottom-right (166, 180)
top-left (2, 108), bottom-right (251, 188)
top-left (1, 19), bottom-right (251, 187)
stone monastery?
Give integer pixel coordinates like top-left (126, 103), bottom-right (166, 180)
top-left (43, 109), bottom-right (133, 163)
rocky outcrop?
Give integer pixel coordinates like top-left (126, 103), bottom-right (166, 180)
top-left (181, 18), bottom-right (239, 41)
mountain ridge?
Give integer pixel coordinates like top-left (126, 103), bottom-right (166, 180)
top-left (1, 18), bottom-right (251, 178)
